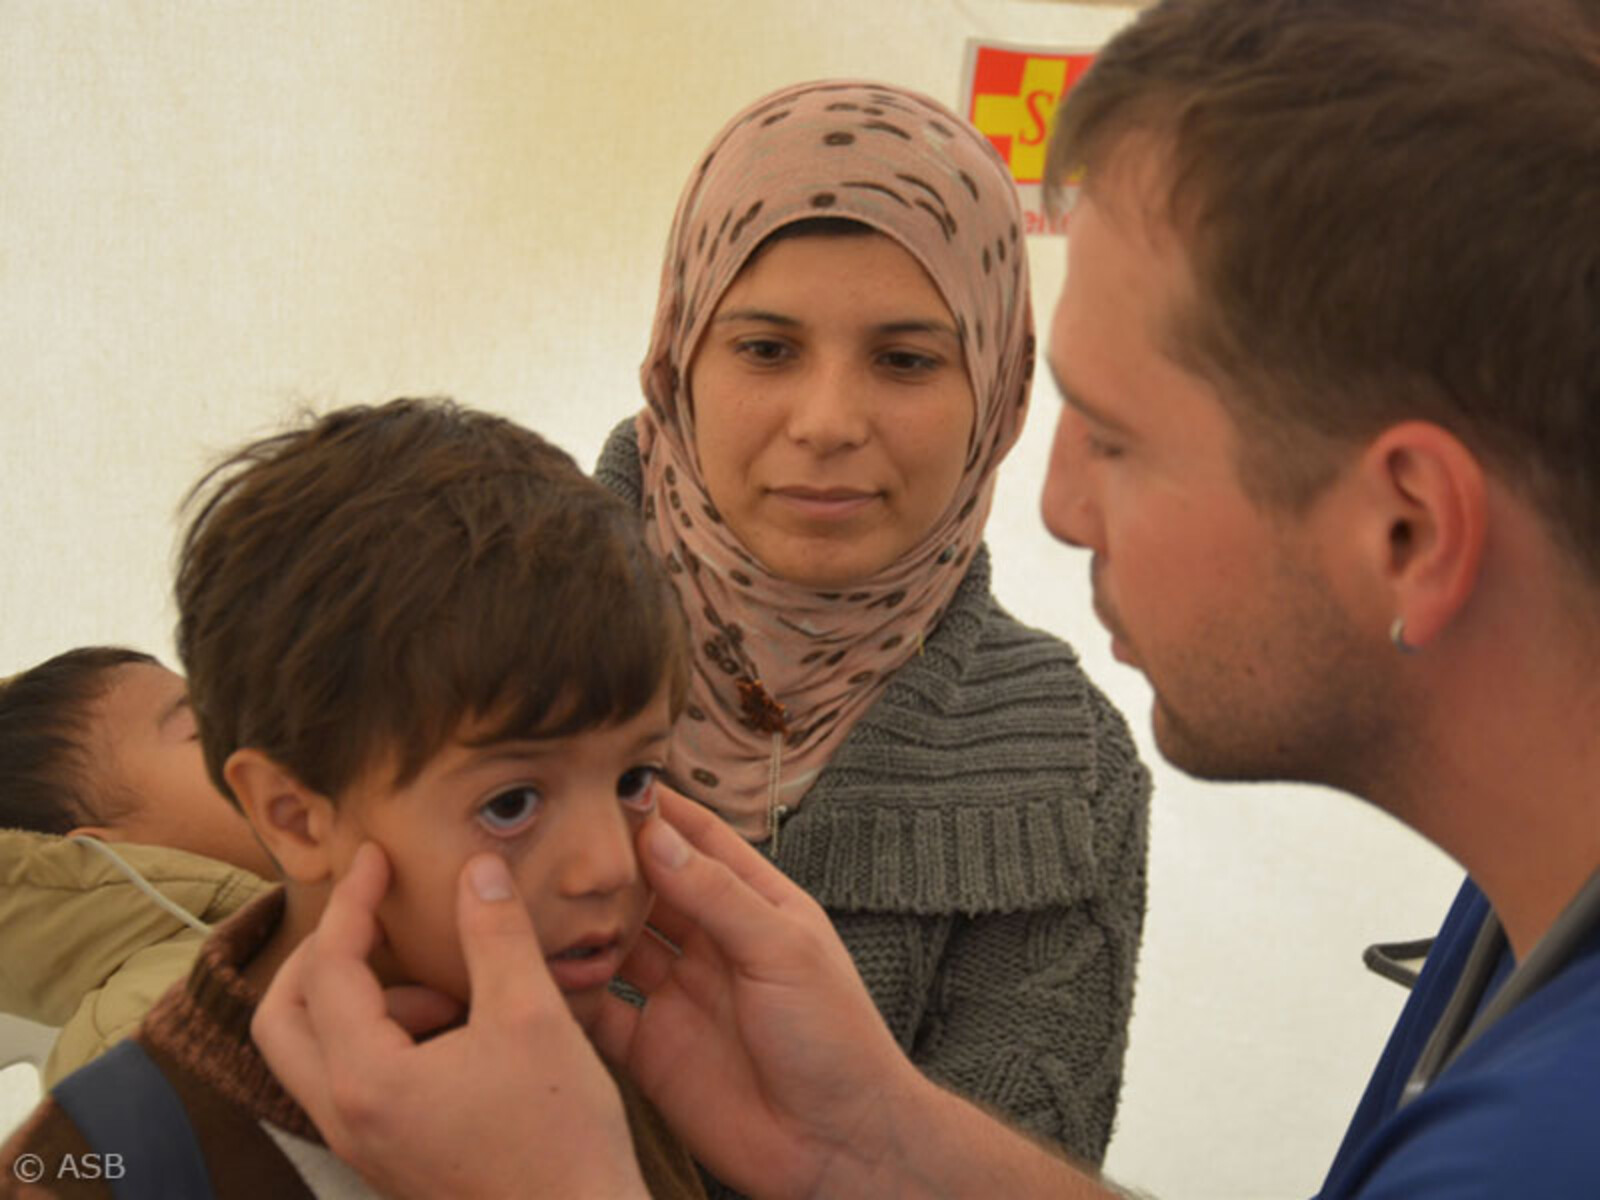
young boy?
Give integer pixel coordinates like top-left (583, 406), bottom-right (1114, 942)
top-left (0, 399), bottom-right (701, 1198)
top-left (0, 647), bottom-right (274, 1085)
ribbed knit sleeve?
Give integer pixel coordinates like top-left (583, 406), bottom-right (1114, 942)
top-left (908, 688), bottom-right (1148, 1157)
top-left (594, 417), bottom-right (644, 510)
top-left (775, 585), bottom-right (1149, 1164)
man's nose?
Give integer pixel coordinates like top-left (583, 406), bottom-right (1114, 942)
top-left (1040, 405), bottom-right (1100, 551)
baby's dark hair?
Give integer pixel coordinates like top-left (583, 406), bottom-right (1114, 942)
top-left (0, 646), bottom-right (157, 834)
top-left (176, 398), bottom-right (690, 803)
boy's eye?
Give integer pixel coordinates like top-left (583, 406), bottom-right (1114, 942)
top-left (478, 786), bottom-right (542, 835)
top-left (617, 767), bottom-right (661, 814)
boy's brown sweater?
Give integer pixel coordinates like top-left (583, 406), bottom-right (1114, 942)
top-left (0, 889), bottom-right (704, 1199)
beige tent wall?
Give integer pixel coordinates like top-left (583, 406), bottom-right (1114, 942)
top-left (0, 4), bottom-right (1462, 1196)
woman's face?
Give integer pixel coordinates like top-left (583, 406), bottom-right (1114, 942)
top-left (689, 232), bottom-right (975, 589)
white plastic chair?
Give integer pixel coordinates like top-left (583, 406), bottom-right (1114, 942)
top-left (0, 1014), bottom-right (53, 1137)
top-left (0, 1013), bottom-right (54, 1074)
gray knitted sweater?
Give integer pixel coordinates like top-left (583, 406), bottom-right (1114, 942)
top-left (597, 421), bottom-right (1150, 1164)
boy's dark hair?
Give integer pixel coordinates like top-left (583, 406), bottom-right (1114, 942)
top-left (1046, 0), bottom-right (1600, 574)
top-left (0, 646), bottom-right (157, 834)
top-left (175, 398), bottom-right (690, 803)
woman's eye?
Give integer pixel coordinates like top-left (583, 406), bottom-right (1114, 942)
top-left (733, 338), bottom-right (793, 366)
top-left (617, 766), bottom-right (661, 813)
top-left (478, 786), bottom-right (542, 835)
top-left (879, 349), bottom-right (940, 375)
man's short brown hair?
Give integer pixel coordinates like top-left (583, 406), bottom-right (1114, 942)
top-left (176, 399), bottom-right (688, 803)
top-left (1047, 0), bottom-right (1600, 572)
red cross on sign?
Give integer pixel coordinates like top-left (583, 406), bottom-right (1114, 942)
top-left (961, 41), bottom-right (1097, 234)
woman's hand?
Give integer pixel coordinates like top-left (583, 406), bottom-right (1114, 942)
top-left (251, 842), bottom-right (646, 1200)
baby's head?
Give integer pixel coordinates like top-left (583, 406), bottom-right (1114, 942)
top-left (0, 645), bottom-right (274, 876)
top-left (175, 399), bottom-right (689, 1025)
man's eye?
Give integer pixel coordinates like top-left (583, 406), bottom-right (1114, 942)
top-left (617, 767), bottom-right (661, 813)
top-left (1085, 431), bottom-right (1123, 460)
top-left (478, 787), bottom-right (542, 834)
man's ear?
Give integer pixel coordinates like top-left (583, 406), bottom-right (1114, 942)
top-left (1359, 420), bottom-right (1486, 650)
top-left (224, 749), bottom-right (339, 885)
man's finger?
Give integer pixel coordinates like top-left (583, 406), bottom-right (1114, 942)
top-left (588, 989), bottom-right (643, 1067)
top-left (383, 986), bottom-right (465, 1036)
top-left (655, 788), bottom-right (810, 911)
top-left (294, 843), bottom-right (417, 1061)
top-left (311, 841), bottom-right (391, 963)
top-left (455, 853), bottom-right (568, 1026)
top-left (252, 937), bottom-right (337, 1134)
top-left (636, 885), bottom-right (699, 950)
top-left (636, 809), bottom-right (816, 977)
top-left (616, 923), bottom-right (682, 995)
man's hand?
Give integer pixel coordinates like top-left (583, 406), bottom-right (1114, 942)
top-left (593, 788), bottom-right (929, 1200)
top-left (252, 842), bottom-right (646, 1200)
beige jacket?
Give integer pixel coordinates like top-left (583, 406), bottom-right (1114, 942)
top-left (0, 827), bottom-right (270, 1085)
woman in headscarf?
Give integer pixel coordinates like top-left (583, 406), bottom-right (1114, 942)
top-left (596, 79), bottom-right (1149, 1174)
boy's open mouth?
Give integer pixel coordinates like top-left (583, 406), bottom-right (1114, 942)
top-left (552, 943), bottom-right (606, 960)
top-left (545, 933), bottom-right (625, 991)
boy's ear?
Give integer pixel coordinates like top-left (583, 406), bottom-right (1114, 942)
top-left (224, 749), bottom-right (340, 885)
top-left (1356, 420), bottom-right (1487, 649)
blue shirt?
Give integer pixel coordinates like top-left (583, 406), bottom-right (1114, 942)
top-left (1317, 876), bottom-right (1600, 1197)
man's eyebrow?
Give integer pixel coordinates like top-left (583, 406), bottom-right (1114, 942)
top-left (1047, 359), bottom-right (1130, 433)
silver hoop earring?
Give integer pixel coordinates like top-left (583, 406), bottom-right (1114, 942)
top-left (1389, 617), bottom-right (1417, 655)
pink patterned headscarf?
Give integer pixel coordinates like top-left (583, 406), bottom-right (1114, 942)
top-left (638, 80), bottom-right (1034, 841)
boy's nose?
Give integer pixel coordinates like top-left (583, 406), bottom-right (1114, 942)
top-left (553, 800), bottom-right (640, 898)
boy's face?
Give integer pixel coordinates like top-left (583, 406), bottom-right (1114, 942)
top-left (325, 688), bottom-right (673, 1029)
top-left (90, 663), bottom-right (276, 878)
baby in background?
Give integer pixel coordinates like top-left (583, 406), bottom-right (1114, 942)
top-left (2, 644), bottom-right (274, 869)
top-left (0, 646), bottom-right (275, 1085)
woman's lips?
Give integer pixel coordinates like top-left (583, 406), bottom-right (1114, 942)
top-left (768, 486), bottom-right (880, 520)
top-left (545, 937), bottom-right (624, 991)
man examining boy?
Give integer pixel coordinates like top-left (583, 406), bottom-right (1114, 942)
top-left (252, 1), bottom-right (1600, 1196)
top-left (0, 400), bottom-right (703, 1198)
